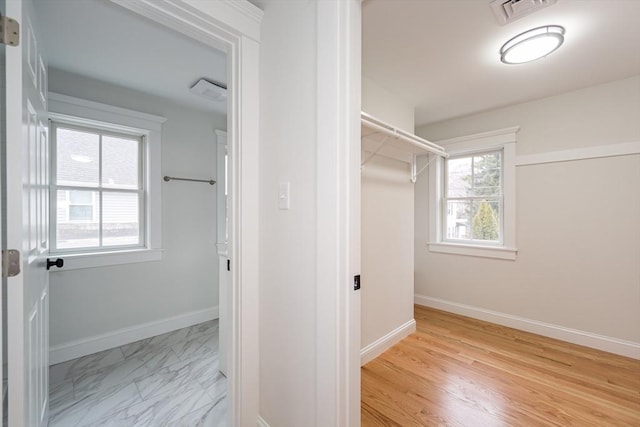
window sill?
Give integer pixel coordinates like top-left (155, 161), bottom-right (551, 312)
top-left (49, 248), bottom-right (163, 272)
top-left (428, 242), bottom-right (517, 260)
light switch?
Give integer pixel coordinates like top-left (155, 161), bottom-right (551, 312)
top-left (278, 182), bottom-right (290, 210)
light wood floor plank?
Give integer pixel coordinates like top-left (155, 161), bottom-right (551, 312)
top-left (362, 305), bottom-right (640, 426)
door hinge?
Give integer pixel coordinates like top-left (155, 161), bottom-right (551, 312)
top-left (0, 14), bottom-right (20, 47)
top-left (2, 249), bottom-right (21, 278)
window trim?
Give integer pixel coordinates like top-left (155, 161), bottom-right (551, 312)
top-left (50, 121), bottom-right (146, 253)
top-left (428, 126), bottom-right (518, 260)
top-left (442, 148), bottom-right (504, 246)
top-left (48, 92), bottom-right (166, 270)
top-left (215, 130), bottom-right (228, 257)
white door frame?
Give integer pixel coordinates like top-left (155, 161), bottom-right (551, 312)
top-left (316, 0), bottom-right (361, 425)
top-left (108, 1), bottom-right (262, 425)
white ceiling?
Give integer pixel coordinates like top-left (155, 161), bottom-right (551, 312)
top-left (363, 0), bottom-right (640, 126)
top-left (36, 0), bottom-right (227, 115)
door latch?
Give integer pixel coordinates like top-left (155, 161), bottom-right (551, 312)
top-left (0, 14), bottom-right (20, 47)
top-left (2, 249), bottom-right (21, 278)
top-left (46, 258), bottom-right (64, 270)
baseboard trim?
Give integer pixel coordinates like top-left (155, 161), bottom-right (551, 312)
top-left (414, 295), bottom-right (640, 359)
top-left (360, 319), bottom-right (416, 366)
top-left (50, 306), bottom-right (219, 365)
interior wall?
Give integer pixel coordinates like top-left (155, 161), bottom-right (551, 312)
top-left (361, 77), bottom-right (417, 353)
top-left (414, 75), bottom-right (640, 346)
top-left (48, 69), bottom-right (225, 349)
top-left (361, 155), bottom-right (414, 350)
top-left (259, 1), bottom-right (318, 425)
top-left (362, 76), bottom-right (414, 132)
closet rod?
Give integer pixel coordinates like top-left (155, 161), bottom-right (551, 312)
top-left (361, 112), bottom-right (448, 158)
top-left (163, 176), bottom-right (216, 185)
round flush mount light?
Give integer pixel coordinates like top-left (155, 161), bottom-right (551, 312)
top-left (500, 25), bottom-right (565, 64)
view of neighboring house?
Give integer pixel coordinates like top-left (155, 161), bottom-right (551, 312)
top-left (53, 125), bottom-right (142, 249)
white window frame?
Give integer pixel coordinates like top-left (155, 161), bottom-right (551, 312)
top-left (428, 127), bottom-right (519, 260)
top-left (48, 92), bottom-right (166, 270)
top-left (215, 130), bottom-right (228, 256)
top-left (50, 121), bottom-right (146, 253)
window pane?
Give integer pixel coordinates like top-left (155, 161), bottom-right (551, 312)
top-left (69, 189), bottom-right (92, 205)
top-left (446, 157), bottom-right (472, 197)
top-left (102, 135), bottom-right (139, 189)
top-left (69, 206), bottom-right (93, 221)
top-left (445, 200), bottom-right (471, 240)
top-left (471, 152), bottom-right (501, 197)
top-left (56, 128), bottom-right (99, 186)
top-left (102, 192), bottom-right (140, 246)
top-left (56, 190), bottom-right (100, 249)
top-left (471, 200), bottom-right (500, 242)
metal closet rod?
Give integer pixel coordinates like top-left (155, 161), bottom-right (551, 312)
top-left (163, 176), bottom-right (216, 185)
top-left (361, 112), bottom-right (448, 158)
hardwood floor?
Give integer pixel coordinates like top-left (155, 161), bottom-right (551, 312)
top-left (361, 305), bottom-right (640, 426)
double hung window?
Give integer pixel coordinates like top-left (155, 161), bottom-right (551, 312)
top-left (444, 150), bottom-right (502, 244)
top-left (428, 127), bottom-right (518, 260)
top-left (51, 122), bottom-right (144, 252)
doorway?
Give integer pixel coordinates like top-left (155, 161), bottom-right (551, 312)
top-left (3, 0), bottom-right (261, 425)
top-left (39, 0), bottom-right (228, 425)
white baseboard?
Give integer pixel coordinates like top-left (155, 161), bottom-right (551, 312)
top-left (256, 416), bottom-right (270, 427)
top-left (50, 306), bottom-right (219, 365)
top-left (415, 295), bottom-right (640, 359)
top-left (360, 319), bottom-right (416, 366)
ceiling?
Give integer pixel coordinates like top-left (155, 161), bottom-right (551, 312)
top-left (36, 0), bottom-right (228, 115)
top-left (362, 0), bottom-right (640, 126)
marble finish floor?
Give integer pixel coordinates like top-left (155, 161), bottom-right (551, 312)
top-left (49, 319), bottom-right (226, 427)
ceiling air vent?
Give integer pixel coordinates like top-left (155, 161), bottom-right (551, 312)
top-left (490, 0), bottom-right (558, 25)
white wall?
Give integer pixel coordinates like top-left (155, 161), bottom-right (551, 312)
top-left (361, 156), bottom-right (414, 348)
top-left (415, 76), bottom-right (640, 354)
top-left (362, 76), bottom-right (414, 132)
top-left (361, 78), bottom-right (416, 356)
top-left (259, 0), bottom-right (362, 424)
top-left (48, 69), bottom-right (225, 353)
top-left (259, 2), bottom-right (318, 425)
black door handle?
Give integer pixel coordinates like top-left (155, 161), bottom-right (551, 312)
top-left (46, 258), bottom-right (64, 270)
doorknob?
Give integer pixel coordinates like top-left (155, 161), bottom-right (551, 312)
top-left (46, 258), bottom-right (64, 270)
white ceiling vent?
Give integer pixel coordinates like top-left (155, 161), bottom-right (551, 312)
top-left (190, 78), bottom-right (227, 102)
top-left (490, 0), bottom-right (558, 25)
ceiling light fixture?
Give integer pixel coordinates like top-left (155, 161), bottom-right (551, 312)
top-left (500, 25), bottom-right (565, 64)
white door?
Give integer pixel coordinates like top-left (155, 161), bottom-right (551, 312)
top-left (1, 0), bottom-right (9, 423)
top-left (216, 130), bottom-right (230, 376)
top-left (5, 0), bottom-right (49, 425)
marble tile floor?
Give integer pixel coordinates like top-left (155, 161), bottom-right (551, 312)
top-left (49, 319), bottom-right (227, 427)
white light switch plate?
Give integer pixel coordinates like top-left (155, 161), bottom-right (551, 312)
top-left (278, 182), bottom-right (290, 210)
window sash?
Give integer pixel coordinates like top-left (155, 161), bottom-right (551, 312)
top-left (50, 120), bottom-right (146, 254)
top-left (442, 149), bottom-right (504, 245)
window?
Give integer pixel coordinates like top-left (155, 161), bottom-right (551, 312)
top-left (48, 92), bottom-right (165, 269)
top-left (68, 190), bottom-right (95, 221)
top-left (428, 127), bottom-right (518, 260)
top-left (51, 123), bottom-right (143, 252)
top-left (444, 150), bottom-right (502, 244)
